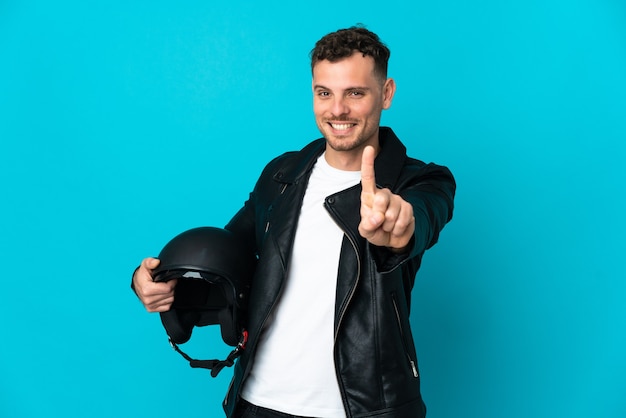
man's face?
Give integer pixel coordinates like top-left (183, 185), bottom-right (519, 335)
top-left (312, 53), bottom-right (395, 155)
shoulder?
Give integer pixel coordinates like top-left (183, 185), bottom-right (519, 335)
top-left (403, 156), bottom-right (454, 179)
top-left (377, 127), bottom-right (455, 190)
top-left (380, 130), bottom-right (455, 197)
top-left (257, 138), bottom-right (326, 183)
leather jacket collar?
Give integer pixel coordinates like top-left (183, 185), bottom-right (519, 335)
top-left (272, 127), bottom-right (408, 191)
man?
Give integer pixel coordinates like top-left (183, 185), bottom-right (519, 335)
top-left (133, 26), bottom-right (455, 417)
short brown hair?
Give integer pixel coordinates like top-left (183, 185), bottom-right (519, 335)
top-left (310, 25), bottom-right (391, 81)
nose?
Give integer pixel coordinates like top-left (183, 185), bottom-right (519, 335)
top-left (331, 96), bottom-right (349, 117)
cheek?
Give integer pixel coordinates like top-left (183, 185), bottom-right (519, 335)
top-left (363, 101), bottom-right (383, 119)
top-left (312, 101), bottom-right (327, 118)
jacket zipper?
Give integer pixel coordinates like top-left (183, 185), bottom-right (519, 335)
top-left (223, 376), bottom-right (235, 407)
top-left (264, 205), bottom-right (272, 233)
top-left (391, 293), bottom-right (419, 378)
top-left (333, 231), bottom-right (361, 341)
top-left (332, 229), bottom-right (360, 418)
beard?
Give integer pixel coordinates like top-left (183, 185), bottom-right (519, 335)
top-left (317, 117), bottom-right (379, 152)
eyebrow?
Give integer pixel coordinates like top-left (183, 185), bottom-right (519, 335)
top-left (313, 84), bottom-right (372, 91)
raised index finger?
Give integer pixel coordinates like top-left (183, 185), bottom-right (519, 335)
top-left (361, 145), bottom-right (377, 195)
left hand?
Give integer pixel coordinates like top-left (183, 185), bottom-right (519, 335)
top-left (358, 145), bottom-right (415, 251)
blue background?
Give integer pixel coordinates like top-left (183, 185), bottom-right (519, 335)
top-left (1, 1), bottom-right (625, 417)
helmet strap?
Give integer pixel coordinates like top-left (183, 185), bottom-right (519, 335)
top-left (167, 329), bottom-right (249, 378)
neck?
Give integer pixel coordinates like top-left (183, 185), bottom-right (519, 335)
top-left (323, 150), bottom-right (363, 171)
top-left (323, 137), bottom-right (381, 171)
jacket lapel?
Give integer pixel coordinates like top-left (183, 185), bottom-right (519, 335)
top-left (266, 139), bottom-right (326, 275)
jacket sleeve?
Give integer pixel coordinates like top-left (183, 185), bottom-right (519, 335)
top-left (370, 162), bottom-right (456, 272)
top-left (405, 162), bottom-right (456, 255)
top-left (224, 153), bottom-right (288, 258)
top-left (224, 187), bottom-right (259, 260)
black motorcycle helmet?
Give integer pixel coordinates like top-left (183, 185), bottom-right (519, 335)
top-left (152, 226), bottom-right (256, 376)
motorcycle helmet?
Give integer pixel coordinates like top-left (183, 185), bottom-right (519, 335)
top-left (152, 226), bottom-right (256, 377)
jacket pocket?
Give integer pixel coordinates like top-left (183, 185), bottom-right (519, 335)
top-left (391, 292), bottom-right (419, 378)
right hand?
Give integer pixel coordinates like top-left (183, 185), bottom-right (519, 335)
top-left (132, 257), bottom-right (177, 312)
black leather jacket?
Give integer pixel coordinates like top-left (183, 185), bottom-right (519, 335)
top-left (223, 127), bottom-right (455, 418)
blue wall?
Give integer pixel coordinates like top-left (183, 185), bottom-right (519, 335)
top-left (1, 1), bottom-right (624, 417)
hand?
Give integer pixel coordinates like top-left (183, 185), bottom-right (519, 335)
top-left (132, 257), bottom-right (177, 312)
top-left (358, 145), bottom-right (415, 251)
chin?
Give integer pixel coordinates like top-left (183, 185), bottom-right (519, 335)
top-left (326, 137), bottom-right (364, 152)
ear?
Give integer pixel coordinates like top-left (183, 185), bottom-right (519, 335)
top-left (382, 78), bottom-right (396, 110)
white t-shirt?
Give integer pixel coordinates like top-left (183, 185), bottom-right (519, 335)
top-left (240, 153), bottom-right (361, 417)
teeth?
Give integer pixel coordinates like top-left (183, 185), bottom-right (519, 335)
top-left (331, 123), bottom-right (354, 130)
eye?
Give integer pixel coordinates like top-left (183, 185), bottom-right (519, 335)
top-left (316, 90), bottom-right (330, 98)
top-left (348, 90), bottom-right (365, 98)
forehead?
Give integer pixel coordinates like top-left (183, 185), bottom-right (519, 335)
top-left (312, 53), bottom-right (378, 87)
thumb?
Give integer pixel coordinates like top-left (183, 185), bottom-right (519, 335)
top-left (143, 257), bottom-right (161, 271)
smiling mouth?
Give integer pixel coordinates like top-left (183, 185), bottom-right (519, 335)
top-left (329, 122), bottom-right (356, 131)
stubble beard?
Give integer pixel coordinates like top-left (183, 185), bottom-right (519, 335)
top-left (319, 119), bottom-right (379, 152)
